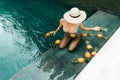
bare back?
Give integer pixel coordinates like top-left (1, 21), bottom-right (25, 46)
top-left (61, 19), bottom-right (80, 33)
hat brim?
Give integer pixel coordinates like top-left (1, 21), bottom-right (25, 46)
top-left (63, 10), bottom-right (86, 24)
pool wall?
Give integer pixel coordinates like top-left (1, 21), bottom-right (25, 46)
top-left (57, 0), bottom-right (120, 17)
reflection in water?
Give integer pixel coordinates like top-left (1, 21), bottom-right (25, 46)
top-left (37, 48), bottom-right (79, 80)
top-left (47, 56), bottom-right (76, 80)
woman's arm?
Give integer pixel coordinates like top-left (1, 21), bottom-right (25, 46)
top-left (79, 23), bottom-right (101, 31)
top-left (53, 19), bottom-right (63, 35)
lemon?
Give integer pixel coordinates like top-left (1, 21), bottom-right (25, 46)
top-left (86, 44), bottom-right (93, 50)
top-left (81, 33), bottom-right (88, 37)
top-left (91, 51), bottom-right (97, 56)
top-left (55, 40), bottom-right (61, 45)
top-left (45, 32), bottom-right (51, 37)
top-left (77, 58), bottom-right (85, 63)
top-left (85, 52), bottom-right (91, 58)
top-left (70, 33), bottom-right (76, 38)
top-left (97, 34), bottom-right (103, 38)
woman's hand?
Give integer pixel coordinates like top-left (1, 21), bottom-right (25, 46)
top-left (92, 26), bottom-right (101, 31)
top-left (50, 31), bottom-right (56, 36)
top-left (45, 31), bottom-right (56, 38)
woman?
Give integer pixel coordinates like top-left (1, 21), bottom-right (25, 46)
top-left (53, 7), bottom-right (101, 51)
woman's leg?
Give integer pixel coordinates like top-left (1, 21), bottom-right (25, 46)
top-left (68, 37), bottom-right (81, 51)
top-left (59, 34), bottom-right (71, 49)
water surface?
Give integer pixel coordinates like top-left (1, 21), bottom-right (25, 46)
top-left (0, 0), bottom-right (68, 79)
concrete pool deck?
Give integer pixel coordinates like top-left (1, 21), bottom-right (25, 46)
top-left (75, 27), bottom-right (120, 80)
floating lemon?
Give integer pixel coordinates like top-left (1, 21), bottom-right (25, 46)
top-left (97, 34), bottom-right (103, 38)
top-left (81, 33), bottom-right (88, 37)
top-left (86, 44), bottom-right (93, 50)
top-left (70, 33), bottom-right (76, 38)
top-left (55, 40), bottom-right (61, 45)
top-left (91, 51), bottom-right (97, 56)
top-left (85, 52), bottom-right (91, 58)
top-left (45, 32), bottom-right (51, 37)
top-left (77, 58), bottom-right (85, 63)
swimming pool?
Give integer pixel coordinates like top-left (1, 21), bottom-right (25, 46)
top-left (0, 0), bottom-right (94, 80)
top-left (0, 0), bottom-right (68, 80)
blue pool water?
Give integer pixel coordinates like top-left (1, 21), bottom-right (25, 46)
top-left (0, 0), bottom-right (94, 80)
top-left (0, 0), bottom-right (68, 80)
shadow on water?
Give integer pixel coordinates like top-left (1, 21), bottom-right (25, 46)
top-left (38, 54), bottom-right (77, 80)
top-left (0, 0), bottom-right (96, 80)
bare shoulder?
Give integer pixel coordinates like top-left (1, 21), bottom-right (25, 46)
top-left (79, 23), bottom-right (84, 27)
top-left (60, 18), bottom-right (65, 23)
top-left (79, 23), bottom-right (83, 25)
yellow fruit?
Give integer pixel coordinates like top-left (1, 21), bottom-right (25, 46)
top-left (97, 34), bottom-right (103, 38)
top-left (70, 33), bottom-right (76, 38)
top-left (91, 51), bottom-right (97, 56)
top-left (55, 40), bottom-right (61, 45)
top-left (81, 33), bottom-right (88, 37)
top-left (77, 58), bottom-right (85, 63)
top-left (85, 52), bottom-right (91, 58)
top-left (45, 32), bottom-right (51, 37)
top-left (86, 44), bottom-right (93, 50)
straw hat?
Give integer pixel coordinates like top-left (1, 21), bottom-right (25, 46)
top-left (63, 7), bottom-right (86, 24)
